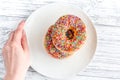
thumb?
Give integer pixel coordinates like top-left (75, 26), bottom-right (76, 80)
top-left (21, 30), bottom-right (29, 53)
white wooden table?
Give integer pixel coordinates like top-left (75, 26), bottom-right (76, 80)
top-left (0, 0), bottom-right (120, 80)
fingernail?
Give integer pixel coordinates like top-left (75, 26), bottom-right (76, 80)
top-left (20, 20), bottom-right (25, 24)
top-left (17, 20), bottom-right (26, 30)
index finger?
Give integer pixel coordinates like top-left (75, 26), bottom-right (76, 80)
top-left (17, 20), bottom-right (25, 31)
top-left (13, 20), bottom-right (25, 42)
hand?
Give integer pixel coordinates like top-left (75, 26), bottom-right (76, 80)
top-left (2, 21), bottom-right (30, 80)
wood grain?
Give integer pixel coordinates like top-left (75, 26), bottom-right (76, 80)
top-left (0, 0), bottom-right (120, 80)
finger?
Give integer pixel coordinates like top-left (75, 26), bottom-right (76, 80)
top-left (21, 30), bottom-right (29, 52)
top-left (17, 20), bottom-right (25, 31)
top-left (5, 31), bottom-right (14, 44)
top-left (13, 20), bottom-right (25, 42)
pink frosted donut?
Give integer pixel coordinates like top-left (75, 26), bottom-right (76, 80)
top-left (44, 25), bottom-right (72, 59)
top-left (52, 15), bottom-right (86, 53)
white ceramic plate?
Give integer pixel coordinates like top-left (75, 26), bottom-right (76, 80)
top-left (24, 3), bottom-right (97, 79)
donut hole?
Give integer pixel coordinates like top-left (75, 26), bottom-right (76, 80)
top-left (66, 29), bottom-right (74, 40)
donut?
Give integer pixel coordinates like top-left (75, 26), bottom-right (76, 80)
top-left (52, 15), bottom-right (86, 53)
top-left (44, 25), bottom-right (72, 59)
